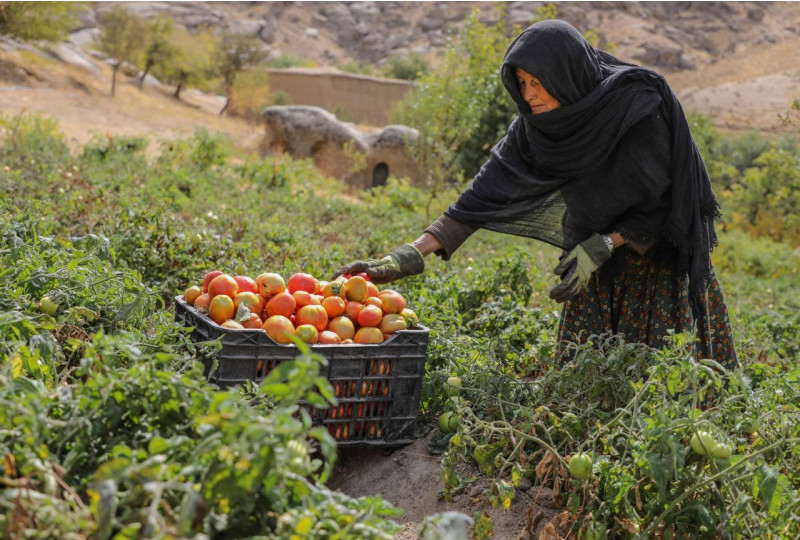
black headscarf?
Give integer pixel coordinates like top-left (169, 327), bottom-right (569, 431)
top-left (444, 20), bottom-right (719, 317)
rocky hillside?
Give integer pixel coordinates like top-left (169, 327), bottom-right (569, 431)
top-left (65, 1), bottom-right (800, 133)
top-left (3, 2), bottom-right (798, 137)
top-left (73, 1), bottom-right (798, 75)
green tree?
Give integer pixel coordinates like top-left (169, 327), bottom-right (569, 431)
top-left (0, 1), bottom-right (82, 41)
top-left (214, 31), bottom-right (267, 115)
top-left (390, 5), bottom-right (521, 218)
top-left (154, 27), bottom-right (216, 100)
top-left (95, 6), bottom-right (147, 97)
top-left (138, 15), bottom-right (176, 88)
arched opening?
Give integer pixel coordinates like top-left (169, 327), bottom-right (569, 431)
top-left (372, 162), bottom-right (389, 187)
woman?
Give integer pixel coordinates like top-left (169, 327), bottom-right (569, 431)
top-left (335, 20), bottom-right (737, 368)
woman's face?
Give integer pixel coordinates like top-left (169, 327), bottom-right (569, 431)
top-left (515, 67), bottom-right (561, 114)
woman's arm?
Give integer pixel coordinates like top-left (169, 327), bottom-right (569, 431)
top-left (411, 232), bottom-right (443, 257)
top-left (607, 231), bottom-right (626, 249)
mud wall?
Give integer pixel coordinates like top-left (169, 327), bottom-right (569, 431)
top-left (266, 68), bottom-right (414, 126)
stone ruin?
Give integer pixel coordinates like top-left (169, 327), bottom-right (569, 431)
top-left (260, 105), bottom-right (423, 190)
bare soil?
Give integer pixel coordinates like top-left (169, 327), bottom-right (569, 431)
top-left (0, 49), bottom-right (263, 154)
top-left (328, 431), bottom-right (566, 540)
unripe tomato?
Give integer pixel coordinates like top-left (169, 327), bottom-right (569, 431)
top-left (438, 411), bottom-right (458, 434)
top-left (445, 376), bottom-right (463, 397)
top-left (38, 296), bottom-right (59, 316)
top-left (568, 453), bottom-right (592, 480)
top-left (710, 442), bottom-right (732, 459)
top-left (690, 430), bottom-right (717, 455)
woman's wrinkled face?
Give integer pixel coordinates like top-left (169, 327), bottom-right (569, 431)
top-left (515, 67), bottom-right (561, 114)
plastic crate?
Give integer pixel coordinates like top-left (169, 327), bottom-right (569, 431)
top-left (174, 295), bottom-right (429, 447)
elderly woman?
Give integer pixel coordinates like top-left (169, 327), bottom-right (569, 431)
top-left (335, 20), bottom-right (737, 368)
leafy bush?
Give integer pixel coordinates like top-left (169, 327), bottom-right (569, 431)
top-left (382, 53), bottom-right (430, 81)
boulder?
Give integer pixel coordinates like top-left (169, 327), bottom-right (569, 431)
top-left (49, 42), bottom-right (100, 75)
top-left (261, 106), bottom-right (423, 189)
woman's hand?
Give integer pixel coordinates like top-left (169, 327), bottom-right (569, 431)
top-left (549, 233), bottom-right (617, 302)
top-left (333, 244), bottom-right (425, 284)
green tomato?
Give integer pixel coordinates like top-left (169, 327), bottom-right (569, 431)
top-left (438, 411), bottom-right (458, 434)
top-left (690, 430), bottom-right (717, 455)
top-left (445, 376), bottom-right (463, 398)
top-left (568, 453), bottom-right (592, 480)
top-left (38, 296), bottom-right (58, 316)
top-left (286, 439), bottom-right (308, 462)
top-left (710, 442), bottom-right (732, 459)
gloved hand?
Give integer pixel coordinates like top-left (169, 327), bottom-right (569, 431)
top-left (332, 244), bottom-right (425, 284)
top-left (549, 234), bottom-right (614, 303)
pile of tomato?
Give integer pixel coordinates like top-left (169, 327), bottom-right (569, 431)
top-left (182, 270), bottom-right (418, 345)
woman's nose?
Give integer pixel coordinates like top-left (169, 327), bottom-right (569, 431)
top-left (522, 86), bottom-right (535, 103)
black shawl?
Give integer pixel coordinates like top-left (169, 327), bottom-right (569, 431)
top-left (444, 20), bottom-right (719, 316)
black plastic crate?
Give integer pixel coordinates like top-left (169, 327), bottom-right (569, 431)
top-left (174, 295), bottom-right (428, 447)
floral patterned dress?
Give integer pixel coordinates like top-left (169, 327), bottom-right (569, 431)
top-left (556, 247), bottom-right (738, 369)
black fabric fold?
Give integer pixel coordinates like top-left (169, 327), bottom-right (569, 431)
top-left (443, 20), bottom-right (718, 317)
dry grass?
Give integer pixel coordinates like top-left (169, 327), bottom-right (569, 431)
top-left (0, 49), bottom-right (263, 155)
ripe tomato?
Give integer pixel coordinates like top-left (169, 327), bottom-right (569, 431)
top-left (233, 275), bottom-right (258, 295)
top-left (266, 292), bottom-right (296, 318)
top-left (357, 304), bottom-right (383, 327)
top-left (208, 274), bottom-right (238, 299)
top-left (568, 453), bottom-right (592, 480)
top-left (193, 293), bottom-right (211, 312)
top-left (345, 276), bottom-right (368, 303)
top-left (202, 270), bottom-right (224, 293)
top-left (263, 315), bottom-right (295, 344)
top-left (379, 313), bottom-right (407, 334)
top-left (322, 296), bottom-right (346, 318)
top-left (292, 290), bottom-right (314, 308)
top-left (322, 279), bottom-right (347, 299)
top-left (296, 304), bottom-right (328, 332)
top-left (328, 316), bottom-right (355, 340)
top-left (256, 272), bottom-right (286, 297)
top-left (318, 330), bottom-right (342, 344)
top-left (380, 291), bottom-right (407, 314)
top-left (183, 286), bottom-right (202, 305)
top-left (209, 295), bottom-right (235, 325)
top-left (287, 272), bottom-right (318, 294)
top-left (354, 327), bottom-right (383, 344)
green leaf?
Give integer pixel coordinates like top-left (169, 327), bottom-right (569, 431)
top-left (148, 436), bottom-right (170, 455)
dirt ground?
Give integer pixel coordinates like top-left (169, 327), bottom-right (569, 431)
top-left (328, 431), bottom-right (566, 540)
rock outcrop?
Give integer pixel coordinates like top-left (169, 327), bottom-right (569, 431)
top-left (73, 2), bottom-right (800, 74)
top-left (261, 106), bottom-right (422, 189)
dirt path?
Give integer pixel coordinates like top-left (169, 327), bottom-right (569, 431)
top-left (329, 432), bottom-right (564, 539)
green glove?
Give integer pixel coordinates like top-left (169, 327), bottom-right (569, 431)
top-left (549, 234), bottom-right (614, 303)
top-left (333, 244), bottom-right (425, 284)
